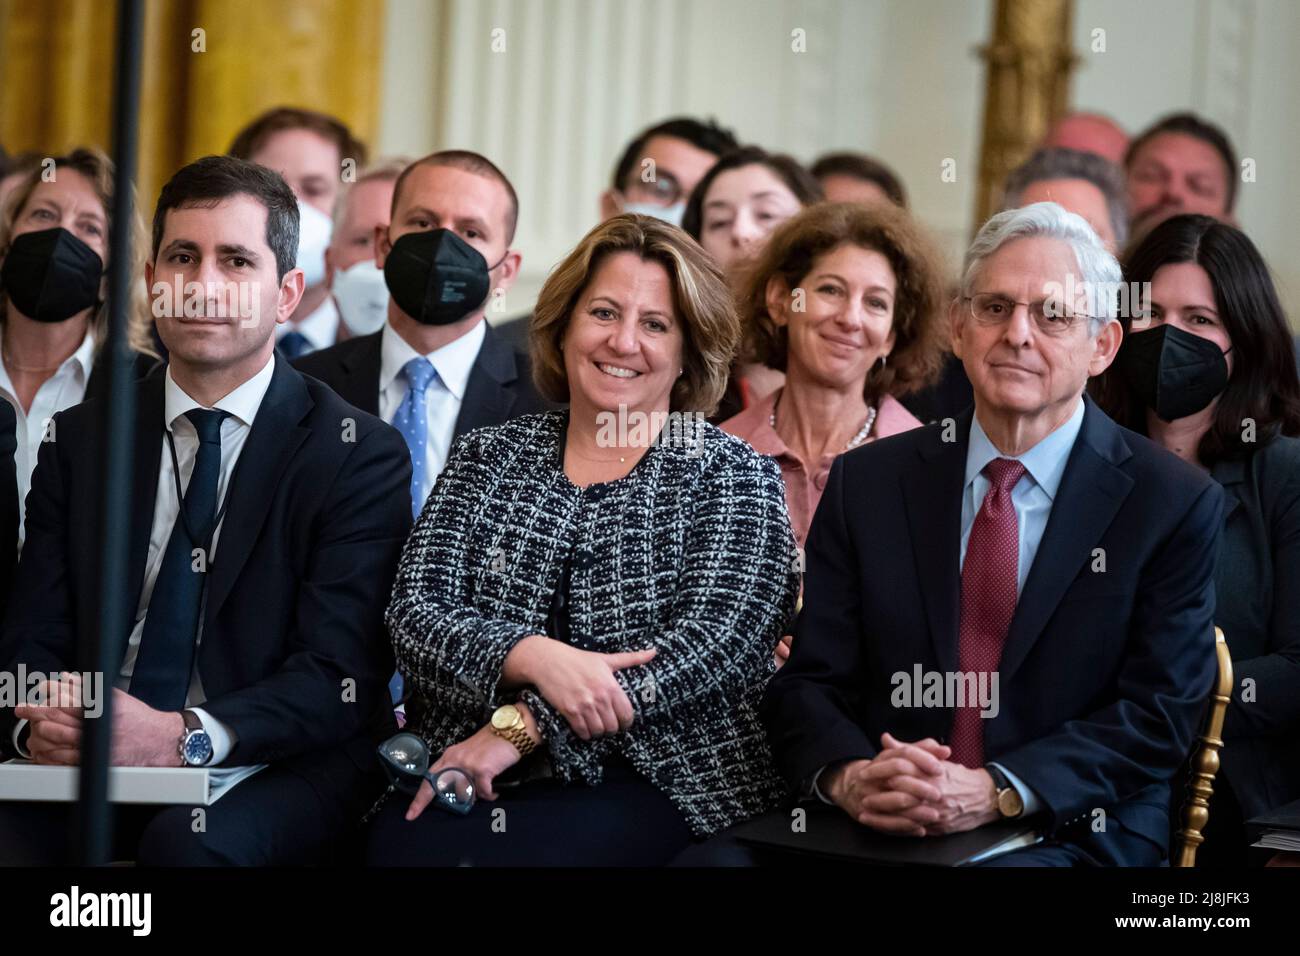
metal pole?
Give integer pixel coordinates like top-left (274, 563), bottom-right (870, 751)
top-left (75, 0), bottom-right (144, 866)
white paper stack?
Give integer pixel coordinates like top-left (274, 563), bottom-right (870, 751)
top-left (0, 759), bottom-right (213, 805)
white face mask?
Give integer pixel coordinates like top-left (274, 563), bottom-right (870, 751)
top-left (620, 200), bottom-right (686, 228)
top-left (295, 198), bottom-right (333, 289)
top-left (331, 258), bottom-right (389, 336)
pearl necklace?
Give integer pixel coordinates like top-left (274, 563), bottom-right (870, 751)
top-left (770, 394), bottom-right (877, 452)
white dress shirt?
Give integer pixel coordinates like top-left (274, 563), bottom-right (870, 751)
top-left (378, 319), bottom-right (486, 510)
top-left (275, 296), bottom-right (339, 353)
top-left (12, 354), bottom-right (276, 800)
top-left (0, 331), bottom-right (96, 548)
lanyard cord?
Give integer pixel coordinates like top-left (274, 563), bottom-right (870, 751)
top-left (165, 427), bottom-right (231, 564)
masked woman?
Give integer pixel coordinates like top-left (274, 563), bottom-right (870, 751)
top-left (0, 147), bottom-right (157, 547)
top-left (1093, 213), bottom-right (1300, 866)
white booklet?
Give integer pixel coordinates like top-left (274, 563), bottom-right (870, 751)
top-left (0, 759), bottom-right (214, 805)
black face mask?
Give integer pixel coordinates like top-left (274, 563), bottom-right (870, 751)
top-left (1, 227), bottom-right (104, 323)
top-left (1118, 323), bottom-right (1230, 422)
top-left (383, 228), bottom-right (501, 326)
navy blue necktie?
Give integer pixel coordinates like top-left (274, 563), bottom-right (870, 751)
top-left (130, 408), bottom-right (229, 711)
top-left (279, 330), bottom-right (312, 359)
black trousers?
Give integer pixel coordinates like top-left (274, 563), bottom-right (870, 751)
top-left (0, 750), bottom-right (385, 866)
top-left (364, 757), bottom-right (694, 866)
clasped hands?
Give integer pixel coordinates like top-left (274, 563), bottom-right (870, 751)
top-left (822, 732), bottom-right (1000, 836)
top-left (13, 676), bottom-right (185, 767)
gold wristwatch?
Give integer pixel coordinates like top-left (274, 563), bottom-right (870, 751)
top-left (490, 704), bottom-right (537, 757)
top-left (987, 765), bottom-right (1025, 818)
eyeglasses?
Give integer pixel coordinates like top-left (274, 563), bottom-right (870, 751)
top-left (621, 169), bottom-right (685, 206)
top-left (964, 293), bottom-right (1090, 337)
top-left (375, 732), bottom-right (476, 816)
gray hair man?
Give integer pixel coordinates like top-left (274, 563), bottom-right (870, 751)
top-left (755, 199), bottom-right (1222, 868)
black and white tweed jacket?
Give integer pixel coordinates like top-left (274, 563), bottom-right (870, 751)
top-left (386, 409), bottom-right (800, 838)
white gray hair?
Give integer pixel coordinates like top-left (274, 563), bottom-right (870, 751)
top-left (961, 201), bottom-right (1123, 335)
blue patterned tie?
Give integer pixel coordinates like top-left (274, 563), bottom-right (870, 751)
top-left (389, 358), bottom-right (437, 707)
top-left (279, 330), bottom-right (312, 359)
top-left (130, 408), bottom-right (229, 711)
top-left (393, 357), bottom-right (437, 520)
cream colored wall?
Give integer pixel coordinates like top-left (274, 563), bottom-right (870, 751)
top-left (376, 0), bottom-right (1300, 321)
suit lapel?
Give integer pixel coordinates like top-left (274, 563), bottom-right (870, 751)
top-left (1211, 459), bottom-right (1244, 520)
top-left (205, 356), bottom-right (312, 621)
top-left (126, 371), bottom-right (165, 623)
top-left (337, 332), bottom-right (382, 414)
top-left (453, 324), bottom-right (519, 441)
top-left (998, 399), bottom-right (1134, 682)
top-left (902, 410), bottom-right (971, 675)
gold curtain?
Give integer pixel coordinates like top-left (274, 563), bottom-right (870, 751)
top-left (972, 0), bottom-right (1077, 229)
top-left (0, 0), bottom-right (385, 210)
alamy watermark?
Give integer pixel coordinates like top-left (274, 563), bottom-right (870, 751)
top-left (0, 665), bottom-right (104, 718)
top-left (891, 665), bottom-right (999, 718)
top-left (151, 274), bottom-right (263, 328)
top-left (595, 405), bottom-right (706, 457)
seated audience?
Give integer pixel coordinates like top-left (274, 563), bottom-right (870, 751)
top-left (1124, 112), bottom-right (1238, 240)
top-left (810, 151), bottom-right (908, 208)
top-left (229, 106), bottom-right (369, 357)
top-left (364, 213), bottom-right (799, 866)
top-left (682, 146), bottom-right (823, 419)
top-left (1042, 111), bottom-right (1128, 165)
top-left (1093, 213), bottom-right (1300, 866)
top-left (496, 116), bottom-right (740, 354)
top-left (1003, 146), bottom-right (1128, 252)
top-left (722, 201), bottom-right (946, 551)
top-left (0, 147), bottom-right (158, 548)
top-left (0, 156), bottom-right (411, 865)
top-left (757, 202), bottom-right (1223, 866)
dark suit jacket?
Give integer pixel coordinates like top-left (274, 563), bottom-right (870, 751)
top-left (0, 399), bottom-right (16, 620)
top-left (293, 322), bottom-right (552, 439)
top-left (762, 396), bottom-right (1224, 863)
top-left (83, 348), bottom-right (162, 405)
top-left (1213, 434), bottom-right (1300, 820)
top-left (0, 357), bottom-right (412, 791)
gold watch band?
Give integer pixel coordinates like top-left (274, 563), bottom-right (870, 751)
top-left (494, 719), bottom-right (537, 757)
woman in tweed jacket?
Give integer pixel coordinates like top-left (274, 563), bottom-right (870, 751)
top-left (365, 214), bottom-right (799, 866)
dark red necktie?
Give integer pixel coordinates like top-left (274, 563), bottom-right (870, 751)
top-left (949, 457), bottom-right (1026, 768)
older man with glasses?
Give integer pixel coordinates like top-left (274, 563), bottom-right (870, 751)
top-left (756, 201), bottom-right (1224, 867)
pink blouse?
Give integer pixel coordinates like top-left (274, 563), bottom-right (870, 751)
top-left (721, 390), bottom-right (922, 549)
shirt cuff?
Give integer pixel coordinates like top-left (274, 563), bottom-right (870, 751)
top-left (189, 707), bottom-right (235, 766)
top-left (989, 761), bottom-right (1041, 816)
top-left (12, 718), bottom-right (31, 759)
top-left (808, 765), bottom-right (837, 806)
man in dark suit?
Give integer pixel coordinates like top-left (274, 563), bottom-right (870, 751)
top-left (0, 399), bottom-right (16, 621)
top-left (295, 150), bottom-right (548, 710)
top-left (0, 155), bottom-right (411, 865)
top-left (295, 149), bottom-right (549, 520)
top-left (761, 202), bottom-right (1223, 866)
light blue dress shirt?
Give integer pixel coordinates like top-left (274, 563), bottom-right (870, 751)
top-left (961, 397), bottom-right (1086, 595)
